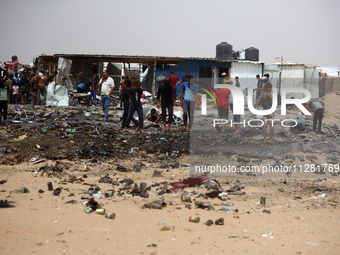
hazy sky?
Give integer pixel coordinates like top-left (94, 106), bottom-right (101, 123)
top-left (1, 0), bottom-right (339, 67)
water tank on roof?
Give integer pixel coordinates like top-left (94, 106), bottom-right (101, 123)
top-left (216, 42), bottom-right (232, 60)
top-left (245, 47), bottom-right (259, 61)
top-left (232, 51), bottom-right (239, 59)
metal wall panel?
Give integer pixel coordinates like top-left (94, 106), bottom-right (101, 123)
top-left (230, 61), bottom-right (264, 90)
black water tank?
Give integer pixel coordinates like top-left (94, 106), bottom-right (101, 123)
top-left (12, 55), bottom-right (18, 62)
top-left (232, 51), bottom-right (240, 59)
top-left (216, 42), bottom-right (232, 60)
top-left (245, 47), bottom-right (259, 61)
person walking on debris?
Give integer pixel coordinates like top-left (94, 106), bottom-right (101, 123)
top-left (157, 79), bottom-right (175, 132)
top-left (310, 100), bottom-right (325, 133)
top-left (121, 79), bottom-right (139, 129)
top-left (180, 74), bottom-right (198, 134)
top-left (260, 82), bottom-right (275, 144)
top-left (123, 80), bottom-right (144, 133)
top-left (167, 70), bottom-right (181, 101)
top-left (98, 71), bottom-right (115, 120)
top-left (0, 75), bottom-right (10, 123)
top-left (29, 74), bottom-right (41, 111)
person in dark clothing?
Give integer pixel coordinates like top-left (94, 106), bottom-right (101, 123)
top-left (18, 72), bottom-right (29, 103)
top-left (0, 66), bottom-right (8, 87)
top-left (123, 81), bottom-right (144, 133)
top-left (88, 73), bottom-right (98, 101)
top-left (144, 108), bottom-right (161, 123)
top-left (47, 71), bottom-right (58, 84)
top-left (0, 78), bottom-right (10, 122)
top-left (157, 79), bottom-right (175, 132)
top-left (121, 79), bottom-right (139, 129)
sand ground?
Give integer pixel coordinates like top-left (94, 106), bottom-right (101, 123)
top-left (0, 158), bottom-right (339, 255)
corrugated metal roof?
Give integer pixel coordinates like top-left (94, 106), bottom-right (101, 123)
top-left (52, 54), bottom-right (222, 62)
top-left (40, 54), bottom-right (264, 64)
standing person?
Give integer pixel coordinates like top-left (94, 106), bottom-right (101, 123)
top-left (222, 72), bottom-right (233, 85)
top-left (181, 71), bottom-right (189, 84)
top-left (232, 77), bottom-right (244, 133)
top-left (37, 73), bottom-right (47, 105)
top-left (119, 76), bottom-right (126, 108)
top-left (98, 71), bottom-right (115, 120)
top-left (5, 74), bottom-right (14, 104)
top-left (89, 73), bottom-right (98, 101)
top-left (123, 80), bottom-right (144, 133)
top-left (18, 71), bottom-right (29, 103)
top-left (0, 66), bottom-right (8, 87)
top-left (12, 82), bottom-right (19, 104)
top-left (157, 79), bottom-right (175, 132)
top-left (155, 73), bottom-right (166, 94)
top-left (217, 86), bottom-right (231, 133)
top-left (311, 101), bottom-right (324, 133)
top-left (29, 74), bottom-right (41, 111)
top-left (13, 72), bottom-right (19, 85)
top-left (47, 71), bottom-right (58, 84)
top-left (260, 82), bottom-right (275, 144)
top-left (253, 74), bottom-right (263, 104)
top-left (179, 74), bottom-right (198, 133)
top-left (235, 76), bottom-right (240, 87)
top-left (0, 76), bottom-right (10, 123)
top-left (167, 70), bottom-right (181, 101)
top-left (121, 79), bottom-right (139, 129)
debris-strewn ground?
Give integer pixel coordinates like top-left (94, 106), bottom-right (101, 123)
top-left (0, 160), bottom-right (339, 255)
top-left (0, 93), bottom-right (339, 255)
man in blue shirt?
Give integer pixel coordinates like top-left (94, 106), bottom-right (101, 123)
top-left (179, 73), bottom-right (198, 133)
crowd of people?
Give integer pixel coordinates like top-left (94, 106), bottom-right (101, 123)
top-left (0, 66), bottom-right (59, 122)
top-left (0, 66), bottom-right (325, 139)
top-left (119, 70), bottom-right (197, 133)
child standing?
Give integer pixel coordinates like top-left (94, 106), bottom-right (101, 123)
top-left (260, 82), bottom-right (275, 144)
top-left (123, 80), bottom-right (144, 133)
top-left (12, 83), bottom-right (19, 104)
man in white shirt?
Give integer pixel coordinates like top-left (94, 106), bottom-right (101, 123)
top-left (98, 71), bottom-right (115, 120)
